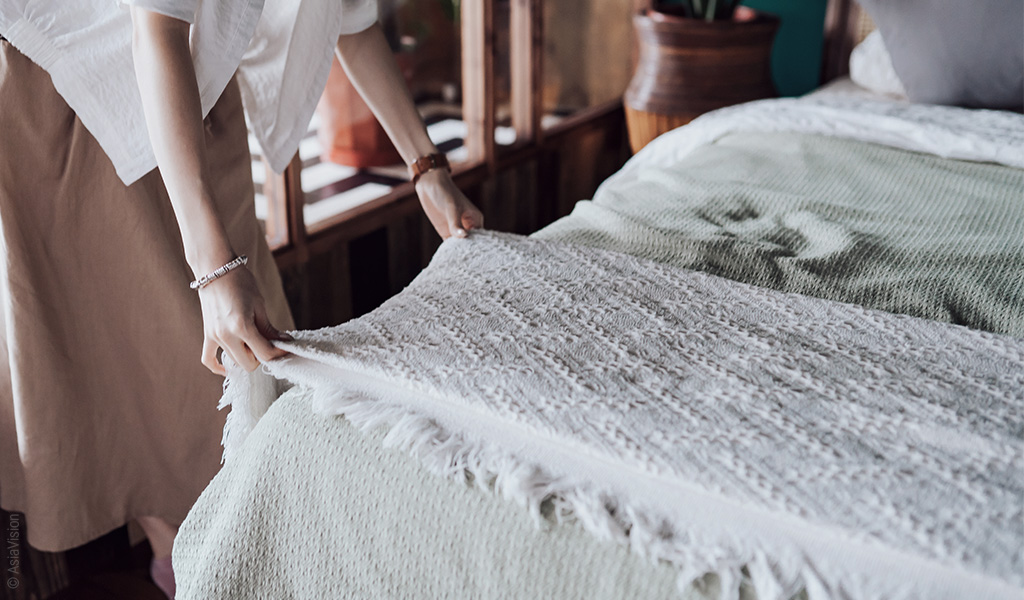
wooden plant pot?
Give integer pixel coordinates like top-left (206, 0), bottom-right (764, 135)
top-left (624, 8), bottom-right (779, 153)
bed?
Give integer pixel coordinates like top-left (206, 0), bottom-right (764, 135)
top-left (171, 9), bottom-right (1024, 600)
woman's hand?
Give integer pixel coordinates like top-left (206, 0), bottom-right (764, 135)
top-left (334, 25), bottom-right (485, 238)
top-left (414, 169), bottom-right (484, 239)
top-left (130, 9), bottom-right (289, 375)
top-left (197, 267), bottom-right (290, 375)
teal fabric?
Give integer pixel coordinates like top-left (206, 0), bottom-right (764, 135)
top-left (742, 0), bottom-right (828, 96)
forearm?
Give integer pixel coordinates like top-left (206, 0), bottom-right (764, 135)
top-left (335, 24), bottom-right (437, 165)
top-left (130, 8), bottom-right (235, 275)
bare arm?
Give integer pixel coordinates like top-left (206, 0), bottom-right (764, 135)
top-left (335, 24), bottom-right (483, 238)
top-left (130, 8), bottom-right (288, 374)
top-left (130, 11), bottom-right (233, 273)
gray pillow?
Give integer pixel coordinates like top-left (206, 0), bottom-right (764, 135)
top-left (856, 0), bottom-right (1024, 111)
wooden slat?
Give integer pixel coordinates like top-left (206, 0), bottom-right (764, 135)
top-left (461, 0), bottom-right (496, 170)
top-left (282, 153), bottom-right (308, 263)
top-left (327, 244), bottom-right (353, 325)
top-left (541, 99), bottom-right (623, 142)
top-left (821, 0), bottom-right (863, 83)
top-left (271, 99), bottom-right (626, 271)
top-left (260, 158), bottom-right (289, 250)
top-left (387, 213), bottom-right (425, 294)
top-left (510, 0), bottom-right (543, 144)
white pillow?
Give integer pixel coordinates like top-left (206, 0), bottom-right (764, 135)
top-left (849, 30), bottom-right (908, 99)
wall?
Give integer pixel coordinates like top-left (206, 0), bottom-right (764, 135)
top-left (543, 0), bottom-right (636, 112)
top-left (743, 0), bottom-right (828, 96)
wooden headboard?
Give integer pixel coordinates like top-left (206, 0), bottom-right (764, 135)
top-left (821, 0), bottom-right (875, 83)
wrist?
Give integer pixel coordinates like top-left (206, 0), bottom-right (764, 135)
top-left (176, 198), bottom-right (237, 276)
top-left (414, 165), bottom-right (451, 189)
top-left (409, 152), bottom-right (450, 185)
top-left (190, 255), bottom-right (248, 290)
top-left (185, 243), bottom-right (237, 278)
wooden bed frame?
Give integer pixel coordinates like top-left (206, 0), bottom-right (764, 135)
top-left (821, 0), bottom-right (874, 82)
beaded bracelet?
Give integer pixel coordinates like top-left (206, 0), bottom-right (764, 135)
top-left (189, 255), bottom-right (248, 290)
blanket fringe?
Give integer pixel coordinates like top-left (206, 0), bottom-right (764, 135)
top-left (293, 384), bottom-right (890, 600)
top-left (218, 361), bottom-right (283, 463)
top-left (216, 361), bottom-right (964, 600)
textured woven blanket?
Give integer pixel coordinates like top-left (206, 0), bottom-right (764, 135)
top-left (537, 98), bottom-right (1024, 338)
top-left (223, 231), bottom-right (1024, 600)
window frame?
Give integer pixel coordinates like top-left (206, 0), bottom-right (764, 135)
top-left (265, 0), bottom-right (623, 268)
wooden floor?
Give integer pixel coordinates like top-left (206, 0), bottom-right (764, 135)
top-left (48, 545), bottom-right (167, 600)
top-left (0, 514), bottom-right (169, 600)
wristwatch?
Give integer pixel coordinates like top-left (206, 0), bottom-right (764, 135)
top-left (409, 153), bottom-right (451, 184)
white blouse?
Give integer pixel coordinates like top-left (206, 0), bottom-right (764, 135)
top-left (0, 0), bottom-right (378, 184)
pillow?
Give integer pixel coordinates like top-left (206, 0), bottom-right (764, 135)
top-left (855, 0), bottom-right (1024, 111)
top-left (849, 30), bottom-right (907, 99)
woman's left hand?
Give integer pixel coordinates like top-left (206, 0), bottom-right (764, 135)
top-left (413, 168), bottom-right (484, 239)
top-left (334, 24), bottom-right (483, 238)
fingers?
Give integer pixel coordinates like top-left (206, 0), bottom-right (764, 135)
top-left (250, 304), bottom-right (291, 364)
top-left (203, 323), bottom-right (287, 376)
top-left (461, 206), bottom-right (484, 232)
top-left (197, 269), bottom-right (293, 375)
top-left (243, 325), bottom-right (288, 365)
top-left (445, 203), bottom-right (467, 239)
top-left (244, 335), bottom-right (283, 366)
top-left (201, 337), bottom-right (227, 376)
top-left (222, 337), bottom-right (260, 372)
top-left (219, 319), bottom-right (289, 373)
top-left (448, 205), bottom-right (486, 238)
top-left (254, 303), bottom-right (293, 342)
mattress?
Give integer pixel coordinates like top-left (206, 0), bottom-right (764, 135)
top-left (173, 93), bottom-right (1024, 600)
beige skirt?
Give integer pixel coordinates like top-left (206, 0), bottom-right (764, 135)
top-left (0, 41), bottom-right (294, 551)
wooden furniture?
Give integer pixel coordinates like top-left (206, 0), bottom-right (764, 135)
top-left (821, 0), bottom-right (873, 81)
top-left (624, 7), bottom-right (779, 153)
top-left (266, 0), bottom-right (631, 328)
top-left (259, 0), bottom-right (873, 331)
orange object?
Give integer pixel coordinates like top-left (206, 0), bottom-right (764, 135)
top-left (316, 55), bottom-right (412, 168)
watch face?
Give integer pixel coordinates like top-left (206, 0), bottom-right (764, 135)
top-left (411, 154), bottom-right (450, 182)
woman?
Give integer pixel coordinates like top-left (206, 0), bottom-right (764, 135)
top-left (0, 0), bottom-right (481, 596)
top-left (129, 0), bottom-right (483, 374)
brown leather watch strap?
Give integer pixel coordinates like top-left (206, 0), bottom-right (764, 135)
top-left (409, 153), bottom-right (451, 184)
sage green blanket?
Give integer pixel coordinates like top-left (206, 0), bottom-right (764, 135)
top-left (174, 128), bottom-right (1024, 600)
top-left (536, 131), bottom-right (1024, 337)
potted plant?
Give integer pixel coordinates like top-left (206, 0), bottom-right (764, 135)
top-left (624, 1), bottom-right (779, 153)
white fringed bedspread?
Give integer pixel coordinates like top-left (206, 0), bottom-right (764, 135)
top-left (223, 231), bottom-right (1024, 600)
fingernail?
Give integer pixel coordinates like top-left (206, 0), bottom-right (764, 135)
top-left (279, 332), bottom-right (294, 341)
top-left (455, 228), bottom-right (467, 238)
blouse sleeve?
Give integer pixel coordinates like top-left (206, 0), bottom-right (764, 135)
top-left (338, 0), bottom-right (377, 35)
top-left (121, 0), bottom-right (199, 24)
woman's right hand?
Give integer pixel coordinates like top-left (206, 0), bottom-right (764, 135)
top-left (196, 266), bottom-right (290, 375)
top-left (129, 9), bottom-right (288, 376)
